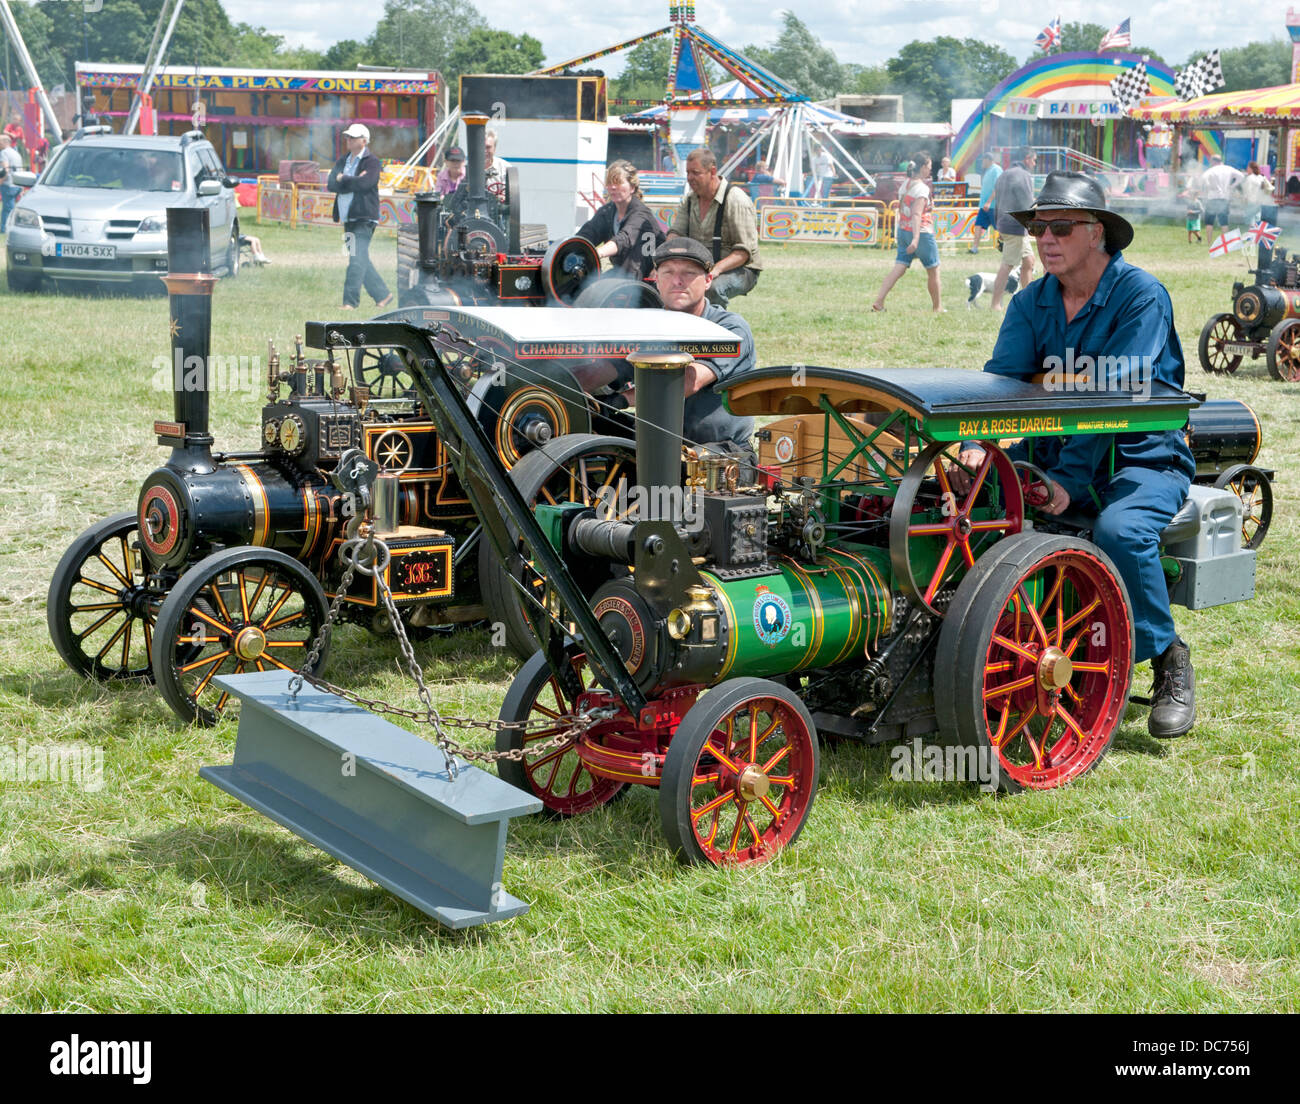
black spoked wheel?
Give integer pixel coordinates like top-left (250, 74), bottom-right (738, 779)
top-left (151, 547), bottom-right (329, 725)
top-left (1214, 464), bottom-right (1273, 550)
top-left (48, 511), bottom-right (157, 682)
top-left (478, 434), bottom-right (639, 659)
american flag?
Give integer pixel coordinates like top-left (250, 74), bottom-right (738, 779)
top-left (1099, 18), bottom-right (1132, 51)
top-left (1209, 229), bottom-right (1243, 256)
top-left (1035, 16), bottom-right (1062, 52)
top-left (1246, 219), bottom-right (1281, 247)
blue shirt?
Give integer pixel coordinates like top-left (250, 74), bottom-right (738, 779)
top-left (983, 251), bottom-right (1195, 505)
top-left (979, 163), bottom-right (1001, 208)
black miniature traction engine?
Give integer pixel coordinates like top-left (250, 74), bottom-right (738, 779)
top-left (396, 111), bottom-right (659, 312)
top-left (1198, 235), bottom-right (1300, 381)
top-left (48, 209), bottom-right (501, 726)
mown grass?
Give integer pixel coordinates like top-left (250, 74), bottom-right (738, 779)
top-left (1, 213), bottom-right (1297, 1012)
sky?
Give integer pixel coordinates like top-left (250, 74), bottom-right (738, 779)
top-left (221, 0), bottom-right (1295, 74)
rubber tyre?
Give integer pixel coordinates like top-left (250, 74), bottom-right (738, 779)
top-left (935, 533), bottom-right (1134, 794)
top-left (495, 648), bottom-right (628, 816)
top-left (151, 546), bottom-right (328, 725)
top-left (6, 266), bottom-right (42, 293)
top-left (478, 433), bottom-right (638, 660)
top-left (224, 222), bottom-right (240, 279)
top-left (48, 511), bottom-right (156, 682)
top-left (659, 677), bottom-right (819, 866)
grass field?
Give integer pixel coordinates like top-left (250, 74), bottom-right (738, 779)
top-left (1, 213), bottom-right (1297, 1013)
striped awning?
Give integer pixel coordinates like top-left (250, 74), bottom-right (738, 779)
top-left (1131, 83), bottom-right (1300, 123)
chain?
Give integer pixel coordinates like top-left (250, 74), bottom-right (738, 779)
top-left (288, 526), bottom-right (610, 770)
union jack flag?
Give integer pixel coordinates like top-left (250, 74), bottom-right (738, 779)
top-left (1035, 16), bottom-right (1062, 52)
top-left (1099, 18), bottom-right (1132, 51)
top-left (1246, 219), bottom-right (1281, 247)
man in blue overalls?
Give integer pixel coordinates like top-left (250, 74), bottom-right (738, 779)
top-left (955, 172), bottom-right (1196, 738)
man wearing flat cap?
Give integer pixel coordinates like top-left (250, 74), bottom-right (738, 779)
top-left (955, 171), bottom-right (1197, 738)
top-left (578, 238), bottom-right (755, 452)
top-left (328, 122), bottom-right (392, 311)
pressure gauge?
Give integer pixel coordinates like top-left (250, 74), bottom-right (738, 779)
top-left (279, 414), bottom-right (306, 454)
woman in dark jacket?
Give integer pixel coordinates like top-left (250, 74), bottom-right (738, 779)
top-left (577, 160), bottom-right (665, 280)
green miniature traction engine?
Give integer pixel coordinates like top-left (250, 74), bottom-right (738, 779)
top-left (281, 319), bottom-right (1267, 869)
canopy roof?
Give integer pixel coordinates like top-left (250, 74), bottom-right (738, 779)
top-left (623, 79), bottom-right (951, 136)
top-left (1131, 83), bottom-right (1300, 124)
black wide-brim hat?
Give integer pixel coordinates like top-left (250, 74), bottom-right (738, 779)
top-left (1011, 170), bottom-right (1134, 253)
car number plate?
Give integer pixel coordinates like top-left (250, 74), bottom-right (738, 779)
top-left (1222, 344), bottom-right (1254, 356)
top-left (56, 243), bottom-right (116, 259)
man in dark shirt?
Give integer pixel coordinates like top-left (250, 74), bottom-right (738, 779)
top-left (955, 172), bottom-right (1197, 738)
top-left (650, 237), bottom-right (755, 449)
top-left (989, 146), bottom-right (1037, 311)
top-left (327, 122), bottom-right (392, 311)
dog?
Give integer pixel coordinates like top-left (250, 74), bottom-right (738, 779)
top-left (965, 271), bottom-right (1018, 308)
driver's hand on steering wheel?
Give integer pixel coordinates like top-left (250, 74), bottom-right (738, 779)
top-left (947, 447), bottom-right (987, 495)
top-left (1036, 477), bottom-right (1071, 516)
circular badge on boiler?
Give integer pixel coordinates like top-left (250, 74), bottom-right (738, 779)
top-left (594, 595), bottom-right (646, 671)
top-left (140, 484), bottom-right (181, 557)
top-left (774, 434), bottom-right (796, 464)
top-left (752, 585), bottom-right (792, 648)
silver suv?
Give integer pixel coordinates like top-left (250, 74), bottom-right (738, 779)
top-left (5, 127), bottom-right (239, 292)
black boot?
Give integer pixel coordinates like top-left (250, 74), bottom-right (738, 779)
top-left (1148, 638), bottom-right (1195, 738)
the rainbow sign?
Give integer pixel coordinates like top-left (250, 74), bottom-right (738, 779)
top-left (952, 52), bottom-right (1177, 174)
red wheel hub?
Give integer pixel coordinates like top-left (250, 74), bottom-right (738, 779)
top-left (980, 550), bottom-right (1131, 789)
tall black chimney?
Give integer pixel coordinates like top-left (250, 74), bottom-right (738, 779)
top-left (627, 353), bottom-right (690, 514)
top-left (463, 112), bottom-right (489, 207)
top-left (160, 208), bottom-right (216, 474)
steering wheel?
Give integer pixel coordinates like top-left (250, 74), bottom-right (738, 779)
top-left (1013, 460), bottom-right (1055, 511)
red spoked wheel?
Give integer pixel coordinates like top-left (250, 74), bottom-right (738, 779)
top-left (936, 534), bottom-right (1134, 793)
top-left (890, 440), bottom-right (1024, 616)
top-left (660, 678), bottom-right (819, 866)
top-left (1266, 318), bottom-right (1300, 382)
top-left (496, 648), bottom-right (628, 817)
top-left (1198, 312), bottom-right (1246, 374)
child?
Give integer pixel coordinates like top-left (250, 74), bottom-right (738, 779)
top-left (1182, 186), bottom-right (1203, 244)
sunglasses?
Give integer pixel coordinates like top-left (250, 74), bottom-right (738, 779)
top-left (1027, 218), bottom-right (1099, 238)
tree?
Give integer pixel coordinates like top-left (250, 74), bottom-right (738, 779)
top-left (743, 13), bottom-right (843, 100)
top-left (843, 64), bottom-right (891, 97)
top-left (886, 37), bottom-right (1018, 120)
top-left (445, 29), bottom-right (543, 84)
top-left (321, 39), bottom-right (374, 71)
top-left (611, 39), bottom-right (670, 104)
top-left (1214, 39), bottom-right (1291, 92)
top-left (367, 0), bottom-right (486, 71)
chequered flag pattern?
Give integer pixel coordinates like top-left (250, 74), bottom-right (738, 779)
top-left (1110, 61), bottom-right (1150, 113)
top-left (1175, 50), bottom-right (1226, 101)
